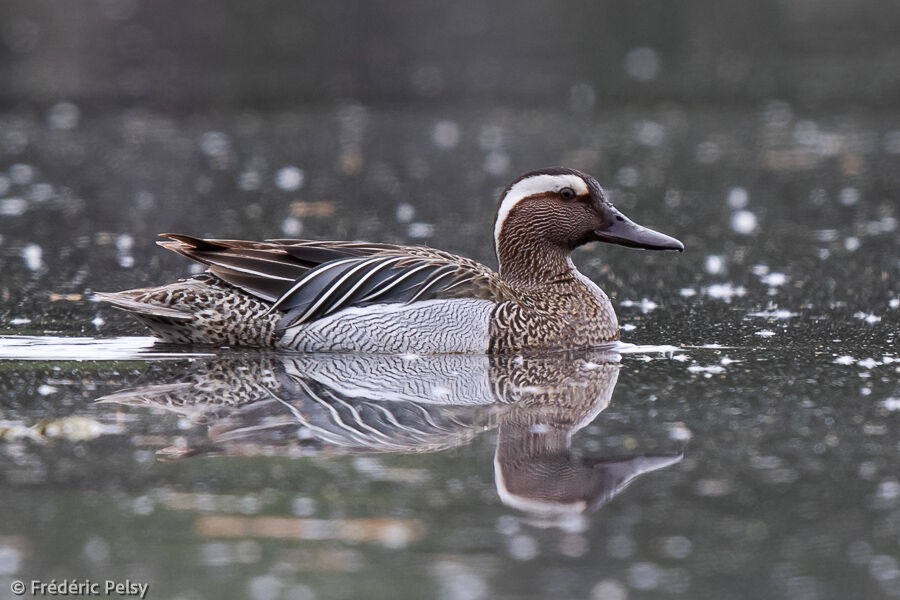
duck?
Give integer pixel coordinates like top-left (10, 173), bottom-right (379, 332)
top-left (98, 166), bottom-right (683, 353)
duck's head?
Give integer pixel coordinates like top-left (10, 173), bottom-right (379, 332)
top-left (494, 167), bottom-right (683, 266)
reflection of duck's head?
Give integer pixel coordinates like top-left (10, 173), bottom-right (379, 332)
top-left (491, 359), bottom-right (682, 517)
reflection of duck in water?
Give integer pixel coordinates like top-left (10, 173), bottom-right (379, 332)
top-left (99, 351), bottom-right (681, 515)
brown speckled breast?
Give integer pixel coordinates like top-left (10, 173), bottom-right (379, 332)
top-left (487, 277), bottom-right (619, 353)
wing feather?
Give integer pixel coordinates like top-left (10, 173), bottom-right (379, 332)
top-left (157, 234), bottom-right (516, 330)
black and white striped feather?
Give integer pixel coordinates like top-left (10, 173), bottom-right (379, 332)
top-left (158, 234), bottom-right (516, 329)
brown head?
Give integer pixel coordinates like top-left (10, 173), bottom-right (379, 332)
top-left (493, 167), bottom-right (683, 281)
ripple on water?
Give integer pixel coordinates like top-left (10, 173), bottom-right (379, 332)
top-left (0, 335), bottom-right (213, 361)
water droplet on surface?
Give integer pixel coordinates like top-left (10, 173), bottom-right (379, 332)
top-left (624, 47), bottom-right (660, 81)
top-left (432, 121), bottom-right (460, 149)
top-left (275, 166), bottom-right (305, 191)
top-left (47, 101), bottom-right (81, 130)
top-left (731, 210), bottom-right (758, 234)
top-left (21, 243), bottom-right (43, 271)
top-left (704, 255), bottom-right (725, 275)
top-left (727, 187), bottom-right (748, 209)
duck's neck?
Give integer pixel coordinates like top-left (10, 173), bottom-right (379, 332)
top-left (497, 238), bottom-right (576, 288)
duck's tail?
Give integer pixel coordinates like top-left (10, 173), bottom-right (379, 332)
top-left (95, 274), bottom-right (279, 347)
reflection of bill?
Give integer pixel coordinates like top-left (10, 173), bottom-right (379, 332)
top-left (99, 350), bottom-right (682, 520)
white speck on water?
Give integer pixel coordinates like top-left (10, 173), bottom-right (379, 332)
top-left (47, 101), bottom-right (81, 130)
top-left (198, 131), bottom-right (230, 157)
top-left (248, 575), bottom-right (283, 600)
top-left (834, 355), bottom-right (855, 365)
top-left (857, 358), bottom-right (880, 369)
top-left (627, 562), bottom-right (661, 591)
top-left (634, 120), bottom-right (665, 146)
top-left (292, 496), bottom-right (317, 516)
top-left (21, 243), bottom-right (43, 270)
top-left (591, 579), bottom-right (628, 600)
top-left (395, 202), bottom-right (415, 223)
top-left (407, 222), bottom-right (434, 238)
top-left (747, 309), bottom-right (797, 319)
top-left (616, 166), bottom-right (640, 188)
top-left (696, 140), bottom-right (722, 164)
top-left (869, 555), bottom-right (900, 583)
top-left (118, 255), bottom-right (134, 268)
top-left (731, 210), bottom-right (758, 234)
top-left (704, 255), bottom-right (725, 275)
top-left (621, 323), bottom-right (636, 331)
top-left (29, 182), bottom-right (53, 203)
top-left (0, 197), bottom-right (27, 216)
top-left (720, 356), bottom-right (738, 365)
top-left (755, 329), bottom-right (776, 337)
top-left (508, 534), bottom-right (539, 561)
top-left (679, 287), bottom-right (697, 297)
top-left (238, 170), bottom-right (262, 191)
top-left (9, 164), bottom-right (35, 185)
top-left (890, 298), bottom-right (900, 309)
top-left (704, 283), bottom-right (746, 301)
top-left (880, 398), bottom-right (900, 411)
top-left (845, 236), bottom-right (860, 251)
top-left (839, 187), bottom-right (860, 206)
top-left (727, 187), bottom-right (748, 209)
top-left (620, 298), bottom-right (658, 313)
top-left (661, 535), bottom-right (693, 559)
top-left (688, 364), bottom-right (726, 375)
top-left (484, 151), bottom-right (510, 175)
top-left (275, 166), bottom-right (304, 191)
top-left (624, 47), bottom-right (660, 81)
top-left (432, 121), bottom-right (460, 149)
top-left (281, 216), bottom-right (302, 236)
top-left (815, 229), bottom-right (839, 242)
top-left (876, 479), bottom-right (900, 500)
top-left (666, 422), bottom-right (692, 441)
top-left (37, 384), bottom-right (57, 396)
top-left (116, 233), bottom-right (134, 252)
top-left (10, 318), bottom-right (31, 325)
top-left (884, 130), bottom-right (900, 154)
top-left (91, 315), bottom-right (105, 328)
top-left (760, 272), bottom-right (788, 286)
top-left (853, 312), bottom-right (881, 324)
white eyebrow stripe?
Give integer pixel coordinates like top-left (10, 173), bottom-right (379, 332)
top-left (493, 174), bottom-right (589, 248)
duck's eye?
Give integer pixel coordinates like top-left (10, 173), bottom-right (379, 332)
top-left (559, 187), bottom-right (576, 200)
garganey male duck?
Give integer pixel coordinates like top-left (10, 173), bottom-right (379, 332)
top-left (99, 167), bottom-right (683, 353)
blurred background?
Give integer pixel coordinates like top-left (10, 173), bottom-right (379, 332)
top-left (1, 1), bottom-right (899, 599)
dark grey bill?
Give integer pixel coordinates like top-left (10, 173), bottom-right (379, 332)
top-left (594, 205), bottom-right (684, 252)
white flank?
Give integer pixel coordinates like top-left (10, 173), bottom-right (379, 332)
top-left (494, 173), bottom-right (589, 248)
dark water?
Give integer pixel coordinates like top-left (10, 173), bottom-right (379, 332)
top-left (2, 2), bottom-right (900, 599)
